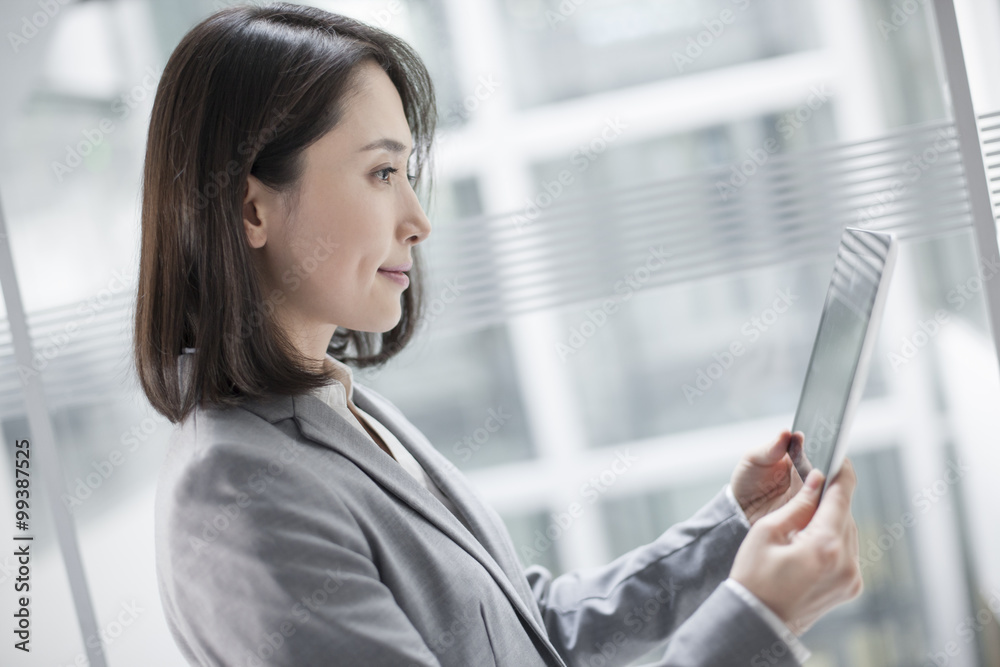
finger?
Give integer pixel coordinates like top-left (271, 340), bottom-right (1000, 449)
top-left (847, 516), bottom-right (859, 564)
top-left (787, 459), bottom-right (804, 495)
top-left (831, 457), bottom-right (858, 491)
top-left (808, 458), bottom-right (858, 535)
top-left (843, 516), bottom-right (862, 597)
top-left (769, 468), bottom-right (824, 534)
top-left (746, 430), bottom-right (793, 466)
top-left (787, 436), bottom-right (802, 462)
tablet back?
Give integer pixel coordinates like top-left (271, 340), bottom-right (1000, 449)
top-left (789, 227), bottom-right (898, 497)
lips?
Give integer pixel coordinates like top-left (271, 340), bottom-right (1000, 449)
top-left (378, 263), bottom-right (412, 288)
top-left (379, 261), bottom-right (412, 272)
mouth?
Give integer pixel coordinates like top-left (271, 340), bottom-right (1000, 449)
top-left (377, 267), bottom-right (410, 287)
top-left (379, 261), bottom-right (412, 272)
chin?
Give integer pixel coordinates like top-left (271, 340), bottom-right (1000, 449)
top-left (342, 300), bottom-right (403, 334)
top-left (365, 311), bottom-right (404, 334)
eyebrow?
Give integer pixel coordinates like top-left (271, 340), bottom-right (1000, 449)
top-left (358, 138), bottom-right (413, 156)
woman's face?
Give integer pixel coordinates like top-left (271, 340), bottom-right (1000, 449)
top-left (243, 60), bottom-right (431, 363)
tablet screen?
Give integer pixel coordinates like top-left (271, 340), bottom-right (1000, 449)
top-left (789, 229), bottom-right (894, 488)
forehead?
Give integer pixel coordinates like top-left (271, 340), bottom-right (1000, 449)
top-left (299, 61), bottom-right (413, 169)
top-left (341, 62), bottom-right (412, 148)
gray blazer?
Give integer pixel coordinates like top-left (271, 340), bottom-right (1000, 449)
top-left (155, 355), bottom-right (799, 666)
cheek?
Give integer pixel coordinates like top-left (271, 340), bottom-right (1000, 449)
top-left (289, 185), bottom-right (387, 285)
top-left (314, 249), bottom-right (375, 294)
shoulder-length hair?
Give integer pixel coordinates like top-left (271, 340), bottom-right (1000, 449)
top-left (133, 2), bottom-right (436, 424)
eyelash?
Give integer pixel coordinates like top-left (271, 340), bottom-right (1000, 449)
top-left (375, 166), bottom-right (418, 187)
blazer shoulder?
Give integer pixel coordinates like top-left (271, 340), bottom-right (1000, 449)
top-left (155, 402), bottom-right (370, 559)
top-left (156, 402), bottom-right (346, 522)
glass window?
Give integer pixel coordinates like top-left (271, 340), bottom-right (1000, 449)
top-left (498, 0), bottom-right (821, 108)
top-left (528, 106), bottom-right (839, 200)
top-left (362, 322), bottom-right (536, 471)
top-left (553, 261), bottom-right (853, 446)
top-left (3, 1), bottom-right (996, 665)
top-left (502, 508), bottom-right (564, 575)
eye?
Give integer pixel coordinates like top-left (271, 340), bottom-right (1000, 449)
top-left (375, 166), bottom-right (419, 187)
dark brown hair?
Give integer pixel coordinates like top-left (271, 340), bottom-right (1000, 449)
top-left (133, 2), bottom-right (436, 424)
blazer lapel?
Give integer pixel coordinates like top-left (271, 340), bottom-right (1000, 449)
top-left (350, 386), bottom-right (550, 621)
top-left (274, 387), bottom-right (565, 667)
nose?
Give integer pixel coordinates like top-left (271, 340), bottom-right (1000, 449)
top-left (401, 183), bottom-right (432, 245)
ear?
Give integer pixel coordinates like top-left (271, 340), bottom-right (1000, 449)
top-left (243, 174), bottom-right (282, 249)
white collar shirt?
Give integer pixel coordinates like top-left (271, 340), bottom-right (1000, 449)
top-left (310, 354), bottom-right (467, 530)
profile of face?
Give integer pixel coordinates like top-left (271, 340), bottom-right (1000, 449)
top-left (242, 59), bottom-right (432, 363)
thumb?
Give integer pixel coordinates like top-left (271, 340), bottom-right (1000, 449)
top-left (769, 468), bottom-right (823, 534)
top-left (747, 430), bottom-right (793, 466)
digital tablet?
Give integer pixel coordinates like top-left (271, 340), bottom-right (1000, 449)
top-left (788, 227), bottom-right (898, 499)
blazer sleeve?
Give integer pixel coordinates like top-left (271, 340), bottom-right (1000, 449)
top-left (157, 441), bottom-right (443, 667)
top-left (521, 485), bottom-right (799, 667)
top-left (646, 583), bottom-right (804, 667)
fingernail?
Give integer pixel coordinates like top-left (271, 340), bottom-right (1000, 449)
top-left (806, 469), bottom-right (823, 490)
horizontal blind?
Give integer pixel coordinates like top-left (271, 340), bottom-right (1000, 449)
top-left (979, 109), bottom-right (1000, 218)
top-left (422, 117), bottom-right (973, 337)
top-left (0, 115), bottom-right (991, 418)
top-left (0, 290), bottom-right (134, 419)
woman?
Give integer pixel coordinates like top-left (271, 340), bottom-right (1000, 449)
top-left (133, 4), bottom-right (862, 666)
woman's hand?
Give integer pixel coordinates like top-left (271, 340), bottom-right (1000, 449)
top-left (730, 459), bottom-right (863, 635)
top-left (730, 430), bottom-right (804, 526)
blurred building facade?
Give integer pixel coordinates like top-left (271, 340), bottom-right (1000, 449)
top-left (2, 0), bottom-right (1000, 665)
